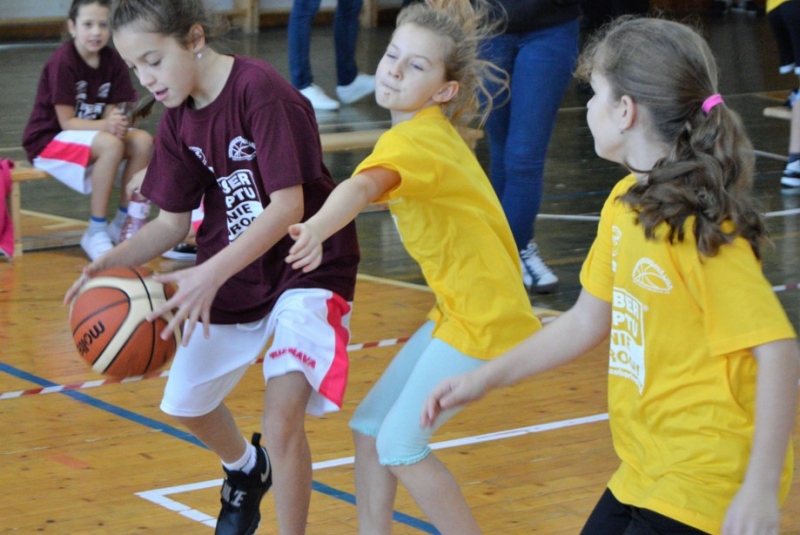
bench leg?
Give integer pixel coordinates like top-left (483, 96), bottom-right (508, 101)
top-left (233, 0), bottom-right (259, 34)
top-left (11, 181), bottom-right (22, 257)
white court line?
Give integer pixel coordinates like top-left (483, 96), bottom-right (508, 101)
top-left (754, 149), bottom-right (789, 162)
top-left (136, 413), bottom-right (610, 529)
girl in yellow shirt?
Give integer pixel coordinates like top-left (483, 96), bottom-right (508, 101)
top-left (423, 17), bottom-right (800, 535)
top-left (286, 1), bottom-right (541, 533)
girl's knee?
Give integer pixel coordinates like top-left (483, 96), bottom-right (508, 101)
top-left (261, 410), bottom-right (306, 452)
top-left (92, 131), bottom-right (125, 159)
top-left (126, 129), bottom-right (154, 156)
top-left (374, 429), bottom-right (429, 466)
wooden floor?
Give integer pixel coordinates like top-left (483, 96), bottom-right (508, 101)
top-left (2, 219), bottom-right (800, 534)
top-left (3, 8), bottom-right (800, 535)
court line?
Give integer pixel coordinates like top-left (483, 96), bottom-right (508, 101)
top-left (136, 413), bottom-right (610, 532)
top-left (0, 308), bottom-right (561, 400)
top-left (0, 336), bottom-right (412, 400)
top-left (0, 352), bottom-right (438, 532)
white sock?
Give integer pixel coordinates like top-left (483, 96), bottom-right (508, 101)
top-left (222, 439), bottom-right (256, 474)
top-left (87, 217), bottom-right (107, 235)
top-left (112, 208), bottom-right (127, 227)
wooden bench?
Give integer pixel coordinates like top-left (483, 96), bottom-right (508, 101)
top-left (764, 106), bottom-right (792, 121)
top-left (9, 165), bottom-right (52, 258)
top-left (7, 127), bottom-right (483, 257)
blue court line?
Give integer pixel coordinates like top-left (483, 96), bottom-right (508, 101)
top-left (0, 361), bottom-right (439, 534)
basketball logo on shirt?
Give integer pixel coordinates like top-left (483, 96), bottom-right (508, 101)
top-left (632, 258), bottom-right (672, 294)
top-left (217, 169), bottom-right (263, 242)
top-left (228, 136), bottom-right (257, 161)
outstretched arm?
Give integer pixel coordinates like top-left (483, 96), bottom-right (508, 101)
top-left (286, 166), bottom-right (400, 272)
top-left (421, 289), bottom-right (612, 426)
top-left (721, 338), bottom-right (800, 535)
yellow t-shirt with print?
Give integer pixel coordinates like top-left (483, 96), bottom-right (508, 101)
top-left (353, 106), bottom-right (540, 359)
top-left (580, 174), bottom-right (796, 534)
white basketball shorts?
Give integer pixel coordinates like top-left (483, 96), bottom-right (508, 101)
top-left (160, 288), bottom-right (352, 418)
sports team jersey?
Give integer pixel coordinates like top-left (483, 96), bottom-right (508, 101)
top-left (353, 106), bottom-right (540, 359)
top-left (22, 41), bottom-right (136, 161)
top-left (144, 55), bottom-right (359, 324)
top-left (580, 174), bottom-right (796, 534)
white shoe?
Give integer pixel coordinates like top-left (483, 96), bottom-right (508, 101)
top-left (162, 243), bottom-right (198, 261)
top-left (781, 160), bottom-right (800, 190)
top-left (336, 73), bottom-right (375, 104)
top-left (80, 230), bottom-right (114, 261)
top-left (108, 218), bottom-right (123, 245)
top-left (299, 84), bottom-right (340, 111)
top-left (520, 241), bottom-right (559, 294)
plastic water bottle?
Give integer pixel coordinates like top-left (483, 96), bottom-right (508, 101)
top-left (119, 189), bottom-right (151, 242)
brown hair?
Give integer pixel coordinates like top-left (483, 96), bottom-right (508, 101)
top-left (111, 0), bottom-right (228, 47)
top-left (576, 17), bottom-right (768, 258)
top-left (396, 0), bottom-right (507, 129)
top-left (69, 0), bottom-right (112, 22)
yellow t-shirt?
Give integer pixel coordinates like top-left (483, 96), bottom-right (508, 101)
top-left (767, 0), bottom-right (792, 13)
top-left (353, 106), bottom-right (540, 359)
top-left (580, 175), bottom-right (796, 534)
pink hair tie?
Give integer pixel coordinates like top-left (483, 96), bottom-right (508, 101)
top-left (702, 94), bottom-right (724, 114)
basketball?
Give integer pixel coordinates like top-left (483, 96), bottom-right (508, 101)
top-left (69, 266), bottom-right (179, 377)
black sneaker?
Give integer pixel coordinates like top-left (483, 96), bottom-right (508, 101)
top-left (162, 242), bottom-right (198, 261)
top-left (784, 88), bottom-right (798, 109)
top-left (215, 433), bottom-right (272, 535)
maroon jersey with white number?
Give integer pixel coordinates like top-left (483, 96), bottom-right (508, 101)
top-left (143, 55), bottom-right (359, 324)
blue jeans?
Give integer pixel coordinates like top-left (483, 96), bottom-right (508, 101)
top-left (481, 19), bottom-right (579, 250)
top-left (288, 0), bottom-right (362, 89)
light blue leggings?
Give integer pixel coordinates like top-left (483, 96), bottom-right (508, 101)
top-left (349, 321), bottom-right (484, 466)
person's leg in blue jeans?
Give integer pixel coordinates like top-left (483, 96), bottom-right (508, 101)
top-left (288, 0), bottom-right (321, 90)
top-left (333, 0), bottom-right (362, 87)
top-left (482, 19), bottom-right (579, 292)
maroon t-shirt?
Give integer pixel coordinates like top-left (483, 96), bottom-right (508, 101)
top-left (22, 41), bottom-right (136, 162)
top-left (142, 55), bottom-right (359, 324)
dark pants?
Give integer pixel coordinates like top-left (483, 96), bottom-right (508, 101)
top-left (581, 0), bottom-right (651, 34)
top-left (580, 488), bottom-right (709, 535)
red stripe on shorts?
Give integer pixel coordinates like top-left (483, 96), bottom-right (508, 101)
top-left (318, 294), bottom-right (352, 408)
top-left (39, 139), bottom-right (92, 166)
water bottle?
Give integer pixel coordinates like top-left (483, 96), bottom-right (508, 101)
top-left (119, 189), bottom-right (151, 242)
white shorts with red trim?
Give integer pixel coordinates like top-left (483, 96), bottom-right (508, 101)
top-left (33, 130), bottom-right (99, 194)
top-left (160, 288), bottom-right (352, 418)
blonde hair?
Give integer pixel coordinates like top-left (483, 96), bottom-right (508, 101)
top-left (396, 0), bottom-right (506, 129)
top-left (577, 17), bottom-right (768, 258)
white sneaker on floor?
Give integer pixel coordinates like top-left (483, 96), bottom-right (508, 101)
top-left (299, 84), bottom-right (340, 111)
top-left (108, 219), bottom-right (123, 245)
top-left (520, 242), bottom-right (559, 294)
top-left (781, 160), bottom-right (800, 191)
top-left (336, 73), bottom-right (375, 104)
top-left (80, 230), bottom-right (114, 261)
